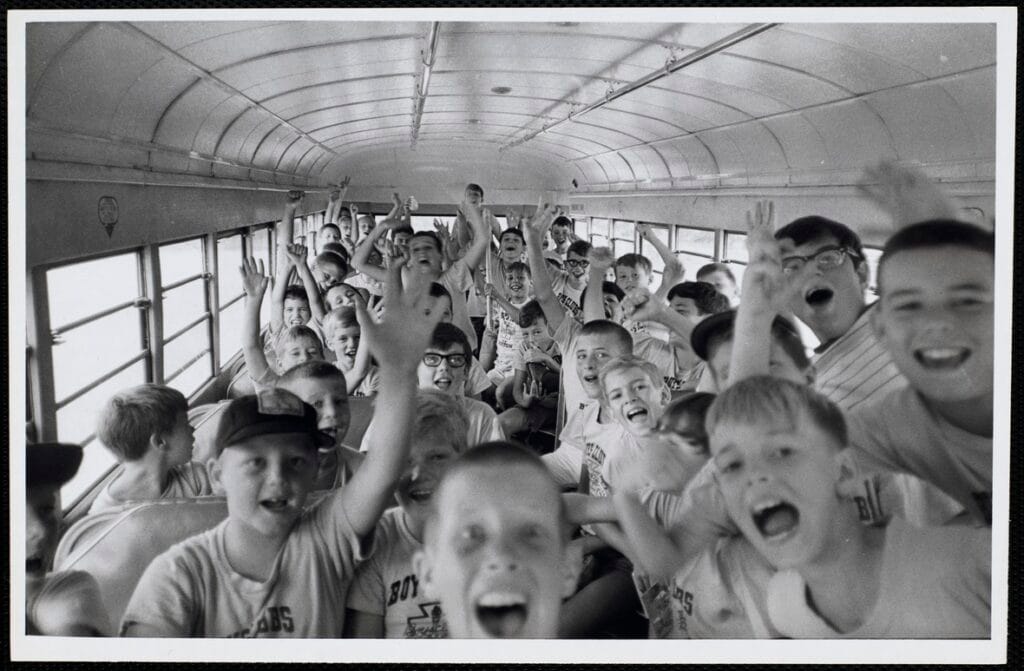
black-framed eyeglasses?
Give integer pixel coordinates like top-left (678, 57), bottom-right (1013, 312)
top-left (422, 353), bottom-right (468, 368)
top-left (566, 259), bottom-right (590, 269)
top-left (781, 245), bottom-right (859, 275)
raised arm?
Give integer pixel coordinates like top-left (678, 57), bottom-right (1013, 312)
top-left (612, 490), bottom-right (689, 584)
top-left (350, 221), bottom-right (392, 284)
top-left (622, 287), bottom-right (697, 345)
top-left (484, 283), bottom-right (521, 323)
top-left (286, 243), bottom-right (326, 322)
top-left (459, 200), bottom-right (493, 272)
top-left (239, 257), bottom-right (274, 384)
top-left (857, 160), bottom-right (959, 230)
top-left (638, 223), bottom-right (684, 301)
top-left (336, 261), bottom-right (445, 536)
top-left (583, 247), bottom-right (615, 323)
top-left (522, 203), bottom-right (567, 331)
top-left (343, 292), bottom-right (372, 395)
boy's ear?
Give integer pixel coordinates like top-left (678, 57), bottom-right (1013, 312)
top-left (659, 384), bottom-right (671, 407)
top-left (207, 458), bottom-right (223, 491)
top-left (150, 431), bottom-right (167, 452)
top-left (559, 540), bottom-right (584, 599)
top-left (832, 449), bottom-right (859, 495)
top-left (855, 259), bottom-right (869, 288)
top-left (412, 549), bottom-right (438, 599)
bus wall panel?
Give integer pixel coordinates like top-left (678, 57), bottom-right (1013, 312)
top-left (25, 181), bottom-right (316, 268)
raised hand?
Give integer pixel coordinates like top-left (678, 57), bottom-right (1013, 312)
top-left (588, 246), bottom-right (616, 273)
top-left (285, 243), bottom-right (307, 267)
top-left (741, 200), bottom-right (796, 313)
top-left (239, 257), bottom-right (269, 298)
top-left (328, 190), bottom-right (340, 203)
top-left (621, 287), bottom-right (664, 323)
top-left (521, 378), bottom-right (542, 408)
top-left (356, 261), bottom-right (445, 373)
top-left (524, 198), bottom-right (559, 236)
top-left (339, 176), bottom-right (351, 190)
top-left (348, 203), bottom-right (359, 219)
top-left (663, 255), bottom-right (685, 287)
top-left (636, 222), bottom-right (653, 241)
top-left (857, 160), bottom-right (957, 229)
top-left (615, 440), bottom-right (694, 494)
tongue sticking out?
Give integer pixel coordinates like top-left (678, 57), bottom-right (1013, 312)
top-left (476, 604), bottom-right (527, 638)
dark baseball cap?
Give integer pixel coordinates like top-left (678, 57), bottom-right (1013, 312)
top-left (27, 443), bottom-right (83, 489)
top-left (690, 309), bottom-right (802, 362)
top-left (211, 389), bottom-right (333, 455)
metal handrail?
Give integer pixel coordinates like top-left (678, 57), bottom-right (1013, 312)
top-left (54, 351), bottom-right (148, 410)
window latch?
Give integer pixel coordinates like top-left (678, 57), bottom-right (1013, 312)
top-left (133, 297), bottom-right (152, 309)
top-left (201, 272), bottom-right (214, 281)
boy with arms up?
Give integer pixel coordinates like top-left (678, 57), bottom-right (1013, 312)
top-left (90, 384), bottom-right (212, 513)
top-left (120, 262), bottom-right (444, 637)
top-left (413, 442), bottom-right (583, 638)
top-left (345, 391), bottom-right (470, 638)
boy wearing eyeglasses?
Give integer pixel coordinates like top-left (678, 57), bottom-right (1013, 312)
top-left (361, 322), bottom-right (505, 450)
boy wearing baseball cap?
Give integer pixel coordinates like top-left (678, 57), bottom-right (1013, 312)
top-left (122, 265), bottom-right (441, 637)
top-left (26, 442), bottom-right (111, 636)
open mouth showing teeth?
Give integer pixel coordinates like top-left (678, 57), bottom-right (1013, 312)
top-left (805, 288), bottom-right (834, 306)
top-left (752, 501), bottom-right (800, 540)
top-left (914, 347), bottom-right (970, 370)
top-left (582, 374), bottom-right (598, 384)
top-left (408, 489), bottom-right (433, 503)
top-left (626, 408), bottom-right (649, 421)
top-left (434, 378), bottom-right (452, 389)
top-left (476, 594), bottom-right (528, 637)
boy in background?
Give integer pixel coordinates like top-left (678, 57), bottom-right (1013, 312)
top-left (413, 442), bottom-right (583, 638)
top-left (90, 384), bottom-right (212, 514)
top-left (696, 263), bottom-right (740, 306)
top-left (497, 300), bottom-right (562, 440)
top-left (345, 391), bottom-right (470, 638)
top-left (26, 442), bottom-right (112, 636)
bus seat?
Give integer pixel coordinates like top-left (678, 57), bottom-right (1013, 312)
top-left (52, 497), bottom-right (229, 628)
top-left (226, 367), bottom-right (255, 399)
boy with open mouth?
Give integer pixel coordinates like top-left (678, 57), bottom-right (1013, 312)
top-left (346, 391), bottom-right (470, 638)
top-left (414, 442), bottom-right (582, 638)
top-left (707, 377), bottom-right (990, 638)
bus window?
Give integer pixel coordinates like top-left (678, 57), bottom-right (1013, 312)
top-left (160, 239), bottom-right (213, 396)
top-left (673, 225), bottom-right (716, 281)
top-left (46, 251), bottom-right (149, 503)
top-left (589, 218), bottom-right (610, 249)
top-left (217, 233), bottom-right (246, 362)
top-left (249, 226), bottom-right (274, 329)
top-left (611, 219), bottom-right (634, 259)
top-left (863, 247), bottom-right (883, 296)
top-left (573, 218), bottom-right (589, 241)
top-left (723, 230), bottom-right (748, 288)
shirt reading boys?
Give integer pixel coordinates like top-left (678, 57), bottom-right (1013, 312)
top-left (121, 499), bottom-right (371, 637)
top-left (347, 508), bottom-right (448, 638)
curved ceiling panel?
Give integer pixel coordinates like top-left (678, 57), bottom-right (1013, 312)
top-left (25, 18), bottom-right (996, 196)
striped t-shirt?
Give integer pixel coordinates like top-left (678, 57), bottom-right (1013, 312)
top-left (811, 304), bottom-right (906, 411)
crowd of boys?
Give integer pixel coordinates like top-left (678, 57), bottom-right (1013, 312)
top-left (25, 160), bottom-right (995, 641)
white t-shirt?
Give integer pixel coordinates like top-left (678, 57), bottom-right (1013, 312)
top-left (351, 365), bottom-right (380, 398)
top-left (89, 462), bottom-right (214, 515)
top-left (490, 300), bottom-right (527, 380)
top-left (848, 386), bottom-right (992, 526)
top-left (558, 401), bottom-right (624, 499)
top-left (347, 508), bottom-right (448, 638)
top-left (360, 395), bottom-right (504, 453)
top-left (551, 271), bottom-right (584, 319)
top-left (436, 259), bottom-right (477, 352)
top-left (766, 519), bottom-right (990, 638)
top-left (120, 498), bottom-right (370, 637)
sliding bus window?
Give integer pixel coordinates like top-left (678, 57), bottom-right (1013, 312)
top-left (722, 230), bottom-right (748, 287)
top-left (589, 218), bottom-right (610, 248)
top-left (216, 232), bottom-right (246, 363)
top-left (249, 225), bottom-right (274, 330)
top-left (46, 251), bottom-right (150, 503)
top-left (611, 220), bottom-right (635, 259)
top-left (159, 238), bottom-right (213, 396)
top-left (573, 217), bottom-right (589, 241)
top-left (673, 225), bottom-right (716, 282)
top-left (863, 246), bottom-right (883, 297)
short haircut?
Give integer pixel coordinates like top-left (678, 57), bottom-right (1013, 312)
top-left (338, 209), bottom-right (353, 222)
top-left (323, 306), bottom-right (358, 338)
top-left (499, 228), bottom-right (525, 244)
top-left (659, 392), bottom-right (716, 456)
top-left (567, 240), bottom-right (592, 258)
top-left (409, 231), bottom-right (442, 252)
top-left (667, 281), bottom-right (731, 315)
top-left (315, 251), bottom-right (349, 276)
top-left (392, 225), bottom-right (415, 238)
top-left (429, 322), bottom-right (471, 359)
top-left (96, 384), bottom-right (188, 462)
top-left (579, 280), bottom-right (626, 307)
top-left (598, 354), bottom-right (666, 396)
top-left (319, 223), bottom-right (340, 237)
top-left (414, 390), bottom-right (470, 453)
top-left (275, 325), bottom-right (324, 357)
top-left (877, 219), bottom-right (995, 293)
top-left (695, 263), bottom-right (736, 284)
top-left (700, 313), bottom-right (809, 372)
top-left (505, 260), bottom-right (530, 277)
top-left (325, 281), bottom-right (359, 300)
top-left (615, 253), bottom-right (652, 275)
top-left (518, 300), bottom-right (547, 328)
top-left (552, 216), bottom-right (573, 229)
top-left (465, 183), bottom-right (484, 198)
top-left (357, 214), bottom-right (375, 227)
top-left (774, 216), bottom-right (865, 269)
top-left (283, 285), bottom-right (309, 304)
top-left (321, 242), bottom-right (350, 262)
top-left (424, 441), bottom-right (567, 544)
top-left (576, 319), bottom-right (633, 354)
top-left (278, 360), bottom-right (348, 390)
top-left (706, 376), bottom-right (847, 449)
top-left (428, 282), bottom-right (452, 300)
